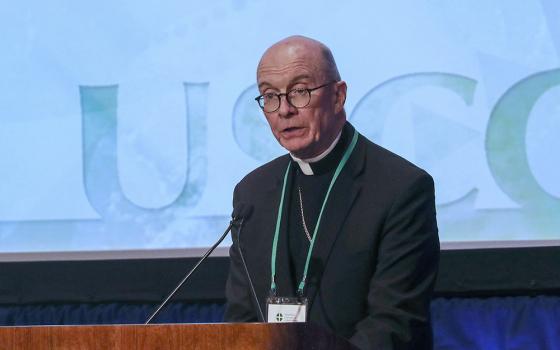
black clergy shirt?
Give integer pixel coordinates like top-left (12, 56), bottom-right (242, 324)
top-left (287, 124), bottom-right (353, 294)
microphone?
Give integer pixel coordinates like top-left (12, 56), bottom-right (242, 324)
top-left (144, 203), bottom-right (252, 324)
top-left (233, 207), bottom-right (265, 322)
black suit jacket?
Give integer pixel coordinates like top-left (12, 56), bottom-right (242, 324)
top-left (224, 124), bottom-right (440, 350)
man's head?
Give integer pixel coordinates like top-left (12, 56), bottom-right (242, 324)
top-left (256, 36), bottom-right (347, 159)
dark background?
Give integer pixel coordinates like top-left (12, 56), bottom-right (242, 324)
top-left (2, 246), bottom-right (559, 305)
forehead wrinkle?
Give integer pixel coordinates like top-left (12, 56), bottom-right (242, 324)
top-left (260, 48), bottom-right (320, 65)
top-left (258, 74), bottom-right (313, 91)
top-left (258, 65), bottom-right (314, 79)
top-left (258, 61), bottom-right (320, 88)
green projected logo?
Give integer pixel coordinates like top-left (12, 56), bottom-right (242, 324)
top-left (1, 70), bottom-right (558, 249)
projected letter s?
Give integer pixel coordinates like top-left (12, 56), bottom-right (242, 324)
top-left (80, 83), bottom-right (208, 218)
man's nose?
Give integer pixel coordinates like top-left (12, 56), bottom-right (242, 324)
top-left (277, 94), bottom-right (296, 117)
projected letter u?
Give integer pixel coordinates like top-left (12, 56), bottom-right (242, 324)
top-left (79, 83), bottom-right (208, 219)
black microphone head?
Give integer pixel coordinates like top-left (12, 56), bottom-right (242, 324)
top-left (232, 202), bottom-right (253, 221)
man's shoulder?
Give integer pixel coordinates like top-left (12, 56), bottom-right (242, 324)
top-left (236, 154), bottom-right (290, 191)
top-left (360, 135), bottom-right (433, 187)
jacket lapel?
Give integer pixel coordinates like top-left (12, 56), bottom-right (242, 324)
top-left (304, 135), bottom-right (366, 309)
top-left (264, 157), bottom-right (296, 298)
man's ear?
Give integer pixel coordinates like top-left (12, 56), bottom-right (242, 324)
top-left (334, 81), bottom-right (347, 114)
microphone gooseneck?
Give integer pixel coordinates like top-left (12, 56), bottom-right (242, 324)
top-left (145, 204), bottom-right (251, 324)
top-left (235, 216), bottom-right (265, 322)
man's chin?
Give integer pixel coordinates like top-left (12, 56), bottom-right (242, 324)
top-left (281, 143), bottom-right (301, 154)
top-left (282, 143), bottom-right (316, 159)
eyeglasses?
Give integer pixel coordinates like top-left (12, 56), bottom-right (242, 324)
top-left (254, 81), bottom-right (337, 113)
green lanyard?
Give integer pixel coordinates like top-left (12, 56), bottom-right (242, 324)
top-left (270, 129), bottom-right (359, 296)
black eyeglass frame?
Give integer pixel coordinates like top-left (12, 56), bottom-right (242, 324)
top-left (254, 81), bottom-right (338, 112)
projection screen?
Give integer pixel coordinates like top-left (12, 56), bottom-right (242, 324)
top-left (1, 0), bottom-right (559, 260)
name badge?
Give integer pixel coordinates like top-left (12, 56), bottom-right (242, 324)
top-left (266, 297), bottom-right (307, 323)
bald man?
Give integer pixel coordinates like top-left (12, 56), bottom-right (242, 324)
top-left (224, 36), bottom-right (439, 350)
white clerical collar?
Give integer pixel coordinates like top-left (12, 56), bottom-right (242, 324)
top-left (290, 131), bottom-right (342, 176)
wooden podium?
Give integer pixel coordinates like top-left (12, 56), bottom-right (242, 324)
top-left (0, 323), bottom-right (357, 349)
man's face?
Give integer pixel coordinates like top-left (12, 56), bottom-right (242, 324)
top-left (256, 43), bottom-right (345, 159)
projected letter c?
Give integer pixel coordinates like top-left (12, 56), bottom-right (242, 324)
top-left (486, 69), bottom-right (560, 209)
top-left (349, 73), bottom-right (478, 205)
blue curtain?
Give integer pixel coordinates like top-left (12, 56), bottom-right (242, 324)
top-left (0, 302), bottom-right (224, 326)
top-left (1, 297), bottom-right (559, 350)
top-left (431, 296), bottom-right (560, 350)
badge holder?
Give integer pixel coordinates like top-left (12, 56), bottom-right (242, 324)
top-left (266, 296), bottom-right (307, 323)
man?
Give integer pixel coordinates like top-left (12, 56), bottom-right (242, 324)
top-left (224, 35), bottom-right (439, 350)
